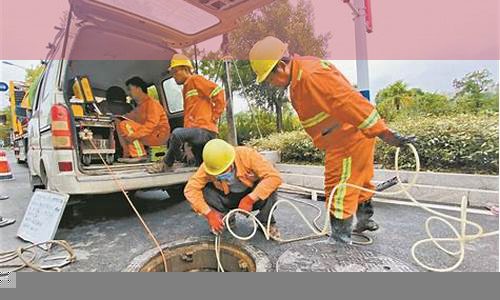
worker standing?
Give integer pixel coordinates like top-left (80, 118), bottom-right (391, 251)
top-left (249, 37), bottom-right (415, 244)
top-left (184, 139), bottom-right (282, 239)
top-left (116, 77), bottom-right (170, 163)
top-left (148, 54), bottom-right (226, 173)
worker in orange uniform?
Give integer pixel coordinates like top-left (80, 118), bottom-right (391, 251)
top-left (116, 77), bottom-right (170, 163)
top-left (148, 54), bottom-right (226, 173)
top-left (184, 139), bottom-right (282, 239)
top-left (249, 37), bottom-right (415, 244)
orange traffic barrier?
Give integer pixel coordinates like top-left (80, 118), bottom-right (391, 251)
top-left (0, 150), bottom-right (13, 181)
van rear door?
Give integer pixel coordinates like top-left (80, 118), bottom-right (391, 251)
top-left (70, 0), bottom-right (275, 49)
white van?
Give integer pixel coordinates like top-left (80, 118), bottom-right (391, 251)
top-left (27, 0), bottom-right (272, 197)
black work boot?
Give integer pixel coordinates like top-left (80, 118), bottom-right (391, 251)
top-left (328, 216), bottom-right (353, 245)
top-left (353, 199), bottom-right (379, 233)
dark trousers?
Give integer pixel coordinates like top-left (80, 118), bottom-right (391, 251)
top-left (165, 128), bottom-right (216, 166)
top-left (203, 184), bottom-right (277, 224)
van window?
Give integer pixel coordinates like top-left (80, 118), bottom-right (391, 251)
top-left (31, 71), bottom-right (45, 111)
top-left (39, 61), bottom-right (60, 127)
top-left (162, 78), bottom-right (183, 113)
top-left (41, 61), bottom-right (59, 102)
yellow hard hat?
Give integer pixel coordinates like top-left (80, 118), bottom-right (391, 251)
top-left (169, 54), bottom-right (193, 71)
top-left (249, 36), bottom-right (288, 84)
top-left (203, 139), bottom-right (236, 176)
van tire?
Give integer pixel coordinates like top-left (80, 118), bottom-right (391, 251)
top-left (30, 174), bottom-right (45, 191)
top-left (38, 162), bottom-right (49, 190)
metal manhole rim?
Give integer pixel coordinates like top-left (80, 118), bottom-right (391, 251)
top-left (123, 236), bottom-right (272, 272)
top-left (276, 242), bottom-right (419, 272)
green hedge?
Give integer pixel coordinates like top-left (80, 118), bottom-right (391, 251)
top-left (377, 113), bottom-right (499, 174)
top-left (219, 109), bottom-right (302, 144)
top-left (248, 113), bottom-right (499, 175)
top-left (248, 131), bottom-right (324, 164)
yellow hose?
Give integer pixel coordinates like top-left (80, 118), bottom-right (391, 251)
top-left (0, 240), bottom-right (76, 273)
top-left (87, 138), bottom-right (169, 272)
top-left (215, 144), bottom-right (499, 272)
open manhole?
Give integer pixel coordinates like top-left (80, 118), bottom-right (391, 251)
top-left (276, 242), bottom-right (418, 272)
top-left (124, 237), bottom-right (271, 272)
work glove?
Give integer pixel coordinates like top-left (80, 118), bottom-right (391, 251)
top-left (182, 143), bottom-right (196, 165)
top-left (205, 210), bottom-right (224, 234)
top-left (379, 130), bottom-right (417, 147)
top-left (238, 195), bottom-right (255, 213)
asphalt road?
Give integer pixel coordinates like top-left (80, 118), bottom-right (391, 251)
top-left (1, 150), bottom-right (498, 272)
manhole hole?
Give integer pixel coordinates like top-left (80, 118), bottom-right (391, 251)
top-left (276, 242), bottom-right (418, 272)
top-left (124, 237), bottom-right (271, 272)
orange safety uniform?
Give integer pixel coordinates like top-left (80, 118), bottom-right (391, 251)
top-left (288, 56), bottom-right (389, 219)
top-left (184, 147), bottom-right (283, 215)
top-left (182, 75), bottom-right (226, 134)
top-left (117, 96), bottom-right (170, 158)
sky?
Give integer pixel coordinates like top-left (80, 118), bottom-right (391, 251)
top-left (2, 0), bottom-right (498, 60)
top-left (1, 60), bottom-right (498, 112)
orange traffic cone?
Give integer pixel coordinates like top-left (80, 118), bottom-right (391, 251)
top-left (0, 150), bottom-right (13, 181)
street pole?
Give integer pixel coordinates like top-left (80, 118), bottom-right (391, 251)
top-left (223, 59), bottom-right (238, 146)
top-left (352, 0), bottom-right (372, 103)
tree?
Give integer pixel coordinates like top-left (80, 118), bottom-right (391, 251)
top-left (412, 92), bottom-right (451, 115)
top-left (199, 0), bottom-right (330, 133)
top-left (376, 81), bottom-right (413, 111)
top-left (0, 107), bottom-right (12, 144)
top-left (376, 81), bottom-right (455, 120)
top-left (375, 81), bottom-right (415, 120)
top-left (453, 69), bottom-right (495, 113)
top-left (25, 64), bottom-right (44, 86)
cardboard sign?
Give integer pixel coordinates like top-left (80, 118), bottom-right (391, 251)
top-left (17, 190), bottom-right (69, 248)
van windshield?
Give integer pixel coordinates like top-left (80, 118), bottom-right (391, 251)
top-left (90, 0), bottom-right (220, 34)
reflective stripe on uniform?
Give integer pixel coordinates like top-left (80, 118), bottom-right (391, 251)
top-left (132, 140), bottom-right (144, 157)
top-left (297, 69), bottom-right (303, 81)
top-left (320, 60), bottom-right (333, 70)
top-left (125, 123), bottom-right (144, 157)
top-left (358, 109), bottom-right (380, 130)
top-left (186, 89), bottom-right (199, 98)
top-left (209, 86), bottom-right (223, 98)
top-left (301, 112), bottom-right (330, 129)
top-left (333, 157), bottom-right (352, 219)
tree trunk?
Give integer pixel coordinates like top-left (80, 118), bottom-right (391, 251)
top-left (275, 99), bottom-right (283, 133)
top-left (395, 97), bottom-right (401, 111)
top-left (223, 60), bottom-right (238, 145)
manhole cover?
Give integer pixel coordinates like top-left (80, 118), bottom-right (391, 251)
top-left (124, 237), bottom-right (271, 272)
top-left (277, 242), bottom-right (417, 272)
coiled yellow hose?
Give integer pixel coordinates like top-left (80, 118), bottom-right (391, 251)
top-left (215, 144), bottom-right (499, 272)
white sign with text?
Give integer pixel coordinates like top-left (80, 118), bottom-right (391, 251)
top-left (17, 190), bottom-right (69, 248)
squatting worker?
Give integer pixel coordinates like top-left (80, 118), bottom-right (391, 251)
top-left (147, 54), bottom-right (226, 173)
top-left (249, 36), bottom-right (416, 244)
top-left (116, 77), bottom-right (170, 163)
top-left (184, 139), bottom-right (282, 239)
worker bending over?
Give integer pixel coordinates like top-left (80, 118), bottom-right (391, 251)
top-left (148, 54), bottom-right (226, 173)
top-left (184, 139), bottom-right (282, 239)
top-left (116, 77), bottom-right (170, 163)
top-left (249, 37), bottom-right (415, 244)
